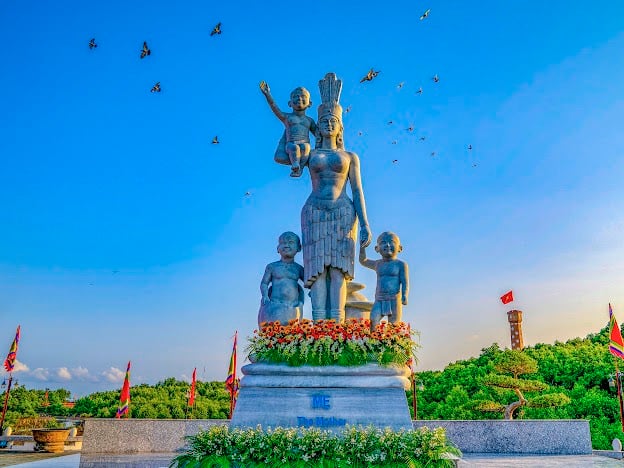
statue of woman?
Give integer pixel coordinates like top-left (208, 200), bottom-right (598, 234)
top-left (302, 73), bottom-right (372, 323)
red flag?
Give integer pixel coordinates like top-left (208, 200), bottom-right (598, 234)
top-left (500, 290), bottom-right (514, 305)
top-left (609, 304), bottom-right (624, 359)
top-left (188, 368), bottom-right (196, 407)
top-left (116, 361), bottom-right (131, 419)
top-left (4, 326), bottom-right (20, 373)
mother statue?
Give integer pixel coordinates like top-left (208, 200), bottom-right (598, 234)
top-left (302, 73), bottom-right (372, 323)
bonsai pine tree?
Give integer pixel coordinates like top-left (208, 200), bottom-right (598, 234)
top-left (475, 349), bottom-right (570, 419)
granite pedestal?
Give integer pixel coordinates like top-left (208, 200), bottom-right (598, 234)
top-left (229, 362), bottom-right (412, 431)
top-left (412, 420), bottom-right (592, 455)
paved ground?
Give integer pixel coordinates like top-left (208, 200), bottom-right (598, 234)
top-left (0, 453), bottom-right (79, 467)
top-left (459, 454), bottom-right (623, 467)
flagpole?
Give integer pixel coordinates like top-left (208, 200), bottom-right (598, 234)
top-left (0, 375), bottom-right (13, 433)
top-left (616, 360), bottom-right (624, 432)
top-left (226, 331), bottom-right (238, 419)
top-left (412, 372), bottom-right (418, 419)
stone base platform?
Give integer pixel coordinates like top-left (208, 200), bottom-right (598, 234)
top-left (80, 419), bottom-right (226, 455)
top-left (78, 418), bottom-right (593, 464)
top-left (230, 362), bottom-right (412, 431)
top-left (413, 420), bottom-right (592, 455)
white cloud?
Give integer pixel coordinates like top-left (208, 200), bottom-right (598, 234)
top-left (31, 368), bottom-right (50, 381)
top-left (56, 367), bottom-right (72, 380)
top-left (101, 367), bottom-right (125, 383)
top-left (71, 366), bottom-right (98, 382)
top-left (12, 359), bottom-right (29, 373)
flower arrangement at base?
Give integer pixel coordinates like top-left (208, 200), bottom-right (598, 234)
top-left (170, 425), bottom-right (460, 468)
top-left (246, 318), bottom-right (418, 367)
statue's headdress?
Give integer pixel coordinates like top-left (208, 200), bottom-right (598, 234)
top-left (318, 72), bottom-right (343, 121)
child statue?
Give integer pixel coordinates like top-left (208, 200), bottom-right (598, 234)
top-left (258, 231), bottom-right (305, 327)
top-left (359, 231), bottom-right (409, 331)
top-left (259, 81), bottom-right (317, 178)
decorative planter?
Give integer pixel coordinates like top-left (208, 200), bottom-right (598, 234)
top-left (32, 428), bottom-right (70, 453)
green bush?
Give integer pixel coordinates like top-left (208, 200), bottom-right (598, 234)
top-left (171, 425), bottom-right (460, 467)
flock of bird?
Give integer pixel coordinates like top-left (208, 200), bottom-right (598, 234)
top-left (87, 22), bottom-right (222, 140)
top-left (354, 9), bottom-right (476, 168)
top-left (355, 70), bottom-right (475, 166)
top-left (85, 8), bottom-right (476, 204)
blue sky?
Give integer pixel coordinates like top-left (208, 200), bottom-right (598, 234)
top-left (1, 0), bottom-right (624, 395)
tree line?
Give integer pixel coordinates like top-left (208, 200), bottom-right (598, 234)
top-left (2, 378), bottom-right (230, 429)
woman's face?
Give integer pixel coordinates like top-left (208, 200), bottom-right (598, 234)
top-left (319, 115), bottom-right (341, 137)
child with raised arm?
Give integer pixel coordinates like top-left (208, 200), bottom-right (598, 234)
top-left (359, 231), bottom-right (409, 331)
top-left (259, 81), bottom-right (317, 177)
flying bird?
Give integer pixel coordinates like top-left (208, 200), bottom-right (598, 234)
top-left (431, 151), bottom-right (436, 157)
top-left (360, 68), bottom-right (380, 83)
top-left (419, 136), bottom-right (426, 141)
top-left (358, 131), bottom-right (363, 136)
top-left (468, 144), bottom-right (473, 150)
top-left (244, 191), bottom-right (252, 197)
top-left (406, 125), bottom-right (414, 132)
top-left (212, 136), bottom-right (220, 144)
top-left (345, 105), bottom-right (352, 113)
top-left (140, 41), bottom-right (151, 59)
top-left (150, 82), bottom-right (161, 93)
top-left (391, 140), bottom-right (398, 145)
top-left (210, 22), bottom-right (222, 36)
top-left (397, 82), bottom-right (404, 89)
top-left (416, 87), bottom-right (423, 95)
top-left (88, 38), bottom-right (97, 50)
top-left (392, 159), bottom-right (399, 164)
top-left (420, 9), bottom-right (431, 20)
top-left (387, 120), bottom-right (393, 125)
top-left (432, 74), bottom-right (439, 83)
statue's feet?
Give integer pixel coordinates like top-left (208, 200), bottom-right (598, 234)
top-left (290, 166), bottom-right (302, 178)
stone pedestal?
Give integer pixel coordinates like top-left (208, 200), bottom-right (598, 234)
top-left (230, 363), bottom-right (412, 431)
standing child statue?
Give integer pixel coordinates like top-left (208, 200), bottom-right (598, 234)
top-left (259, 81), bottom-right (317, 177)
top-left (258, 232), bottom-right (305, 327)
top-left (359, 231), bottom-right (409, 331)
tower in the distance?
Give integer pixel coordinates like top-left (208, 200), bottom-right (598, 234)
top-left (507, 309), bottom-right (524, 350)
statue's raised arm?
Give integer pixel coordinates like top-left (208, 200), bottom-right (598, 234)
top-left (259, 80), bottom-right (316, 178)
top-left (259, 81), bottom-right (286, 122)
